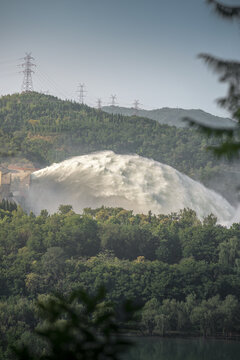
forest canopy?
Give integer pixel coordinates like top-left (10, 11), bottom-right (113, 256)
top-left (1, 205), bottom-right (240, 358)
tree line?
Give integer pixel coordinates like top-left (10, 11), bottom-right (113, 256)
top-left (1, 205), bottom-right (240, 358)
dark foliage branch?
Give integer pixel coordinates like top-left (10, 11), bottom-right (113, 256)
top-left (183, 117), bottom-right (240, 159)
top-left (207, 0), bottom-right (240, 19)
top-left (209, 140), bottom-right (240, 158)
top-left (14, 287), bottom-right (138, 360)
top-left (185, 1), bottom-right (240, 158)
top-left (199, 54), bottom-right (240, 116)
top-left (189, 53), bottom-right (240, 158)
top-left (183, 117), bottom-right (235, 136)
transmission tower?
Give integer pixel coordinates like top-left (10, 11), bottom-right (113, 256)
top-left (19, 53), bottom-right (36, 92)
top-left (133, 99), bottom-right (140, 115)
top-left (97, 98), bottom-right (102, 110)
top-left (77, 83), bottom-right (86, 104)
top-left (110, 94), bottom-right (117, 106)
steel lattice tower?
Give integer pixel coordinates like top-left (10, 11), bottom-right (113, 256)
top-left (97, 98), bottom-right (102, 110)
top-left (77, 83), bottom-right (86, 104)
top-left (110, 94), bottom-right (117, 106)
top-left (19, 53), bottom-right (36, 92)
top-left (133, 99), bottom-right (140, 115)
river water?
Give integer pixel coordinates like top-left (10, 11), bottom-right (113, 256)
top-left (123, 337), bottom-right (240, 360)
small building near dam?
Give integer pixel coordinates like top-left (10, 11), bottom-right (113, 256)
top-left (0, 164), bottom-right (39, 205)
top-left (0, 168), bottom-right (12, 201)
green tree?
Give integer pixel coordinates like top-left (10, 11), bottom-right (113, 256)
top-left (218, 236), bottom-right (240, 267)
top-left (190, 296), bottom-right (222, 337)
top-left (56, 214), bottom-right (100, 257)
top-left (141, 298), bottom-right (160, 335)
top-left (219, 295), bottom-right (240, 335)
top-left (155, 221), bottom-right (182, 264)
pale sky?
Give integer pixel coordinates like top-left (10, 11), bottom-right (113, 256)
top-left (1, 0), bottom-right (240, 116)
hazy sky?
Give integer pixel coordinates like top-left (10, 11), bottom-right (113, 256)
top-left (1, 0), bottom-right (240, 116)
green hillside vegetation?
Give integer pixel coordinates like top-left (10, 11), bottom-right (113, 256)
top-left (1, 205), bottom-right (240, 358)
top-left (0, 92), bottom-right (238, 203)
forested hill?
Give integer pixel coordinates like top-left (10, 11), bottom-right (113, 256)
top-left (102, 105), bottom-right (236, 129)
top-left (0, 92), bottom-right (238, 203)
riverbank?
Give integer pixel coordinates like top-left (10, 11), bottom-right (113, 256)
top-left (123, 337), bottom-right (240, 360)
top-left (122, 328), bottom-right (240, 342)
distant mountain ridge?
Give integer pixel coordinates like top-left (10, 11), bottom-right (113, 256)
top-left (102, 106), bottom-right (236, 129)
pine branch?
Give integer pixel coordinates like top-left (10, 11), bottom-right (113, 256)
top-left (184, 117), bottom-right (240, 159)
top-left (183, 117), bottom-right (235, 137)
top-left (208, 141), bottom-right (240, 159)
top-left (198, 54), bottom-right (240, 115)
top-left (191, 1), bottom-right (240, 159)
top-left (198, 54), bottom-right (240, 80)
top-left (206, 0), bottom-right (240, 19)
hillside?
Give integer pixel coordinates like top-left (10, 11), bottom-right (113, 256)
top-left (102, 105), bottom-right (236, 129)
top-left (0, 92), bottom-right (239, 204)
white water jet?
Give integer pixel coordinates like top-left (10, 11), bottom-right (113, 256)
top-left (28, 151), bottom-right (236, 223)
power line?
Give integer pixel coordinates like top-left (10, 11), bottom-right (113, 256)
top-left (34, 73), bottom-right (50, 94)
top-left (19, 53), bottom-right (36, 92)
top-left (0, 58), bottom-right (19, 66)
top-left (0, 71), bottom-right (19, 77)
top-left (35, 71), bottom-right (62, 97)
top-left (1, 54), bottom-right (149, 112)
top-left (36, 69), bottom-right (72, 99)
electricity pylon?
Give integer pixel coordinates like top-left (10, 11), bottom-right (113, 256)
top-left (97, 98), bottom-right (102, 110)
top-left (110, 94), bottom-right (117, 106)
top-left (19, 52), bottom-right (36, 92)
top-left (77, 83), bottom-right (86, 104)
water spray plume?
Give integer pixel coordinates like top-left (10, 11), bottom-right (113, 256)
top-left (29, 151), bottom-right (236, 224)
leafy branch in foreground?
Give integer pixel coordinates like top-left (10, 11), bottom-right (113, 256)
top-left (185, 1), bottom-right (240, 159)
top-left (14, 287), bottom-right (138, 360)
